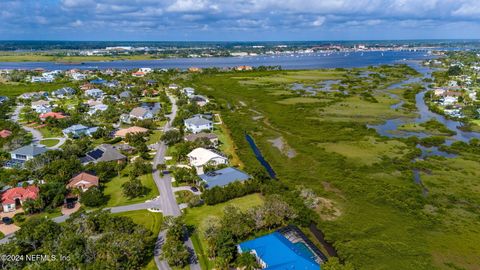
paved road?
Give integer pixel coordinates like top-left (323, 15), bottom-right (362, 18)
top-left (152, 95), bottom-right (201, 270)
top-left (11, 104), bottom-right (67, 148)
top-left (12, 105), bottom-right (43, 143)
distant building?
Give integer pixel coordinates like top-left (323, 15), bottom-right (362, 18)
top-left (199, 167), bottom-right (251, 189)
top-left (52, 87), bottom-right (76, 98)
top-left (39, 112), bottom-right (67, 121)
top-left (85, 88), bottom-right (105, 99)
top-left (190, 95), bottom-right (209, 107)
top-left (184, 115), bottom-right (213, 134)
top-left (87, 104), bottom-right (109, 116)
top-left (0, 129), bottom-right (12, 138)
top-left (182, 87), bottom-right (195, 97)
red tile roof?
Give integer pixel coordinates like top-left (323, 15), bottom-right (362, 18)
top-left (39, 112), bottom-right (67, 120)
top-left (0, 129), bottom-right (12, 138)
top-left (67, 172), bottom-right (99, 190)
top-left (1, 186), bottom-right (39, 205)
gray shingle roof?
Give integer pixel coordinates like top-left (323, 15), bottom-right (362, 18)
top-left (184, 115), bottom-right (212, 127)
top-left (11, 145), bottom-right (48, 157)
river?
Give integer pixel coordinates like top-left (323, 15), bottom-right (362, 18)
top-left (367, 61), bottom-right (480, 195)
top-left (0, 51), bottom-right (432, 70)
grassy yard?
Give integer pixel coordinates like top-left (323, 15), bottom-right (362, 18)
top-left (146, 130), bottom-right (163, 145)
top-left (184, 194), bottom-right (263, 269)
top-left (104, 173), bottom-right (159, 207)
top-left (213, 123), bottom-right (243, 168)
top-left (37, 126), bottom-right (63, 138)
top-left (39, 138), bottom-right (60, 147)
top-left (0, 81), bottom-right (77, 98)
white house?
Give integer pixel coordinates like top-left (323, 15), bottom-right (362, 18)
top-left (71, 73), bottom-right (87, 81)
top-left (85, 88), bottom-right (105, 99)
top-left (63, 124), bottom-right (98, 138)
top-left (442, 96), bottom-right (458, 106)
top-left (88, 104), bottom-right (109, 116)
top-left (182, 87), bottom-right (195, 97)
top-left (184, 115), bottom-right (213, 134)
top-left (10, 145), bottom-right (48, 161)
top-left (187, 148), bottom-right (228, 174)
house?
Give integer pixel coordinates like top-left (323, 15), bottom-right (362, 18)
top-left (238, 232), bottom-right (321, 270)
top-left (80, 83), bottom-right (94, 91)
top-left (168, 84), bottom-right (179, 90)
top-left (0, 96), bottom-right (9, 104)
top-left (184, 115), bottom-right (213, 134)
top-left (71, 72), bottom-right (87, 81)
top-left (132, 71), bottom-right (146, 77)
top-left (182, 87), bottom-right (195, 97)
top-left (442, 96), bottom-right (458, 106)
top-left (52, 87), bottom-right (76, 98)
top-left (191, 95), bottom-right (209, 107)
top-left (184, 132), bottom-right (218, 146)
top-left (187, 148), bottom-right (228, 174)
top-left (31, 100), bottom-right (50, 110)
top-left (62, 124), bottom-right (98, 138)
top-left (35, 105), bottom-right (52, 114)
top-left (85, 88), bottom-right (105, 99)
top-left (31, 76), bottom-right (53, 83)
top-left (87, 104), bottom-right (109, 116)
top-left (188, 67), bottom-right (201, 73)
top-left (90, 78), bottom-right (107, 85)
top-left (80, 144), bottom-right (127, 164)
top-left (129, 107), bottom-right (154, 121)
top-left (0, 129), bottom-right (12, 138)
top-left (114, 126), bottom-right (149, 138)
top-left (139, 67), bottom-right (153, 73)
top-left (39, 112), bottom-right (67, 121)
top-left (199, 167), bottom-right (251, 189)
top-left (67, 172), bottom-right (99, 192)
top-left (9, 145), bottom-right (48, 165)
top-left (433, 88), bottom-right (446, 96)
top-left (235, 65), bottom-right (253, 71)
top-left (1, 186), bottom-right (40, 212)
top-left (119, 90), bottom-right (132, 99)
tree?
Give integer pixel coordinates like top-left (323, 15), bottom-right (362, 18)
top-left (122, 177), bottom-right (147, 198)
top-left (161, 237), bottom-right (190, 267)
top-left (236, 252), bottom-right (260, 270)
top-left (161, 129), bottom-right (183, 146)
top-left (323, 257), bottom-right (355, 270)
top-left (80, 188), bottom-right (107, 207)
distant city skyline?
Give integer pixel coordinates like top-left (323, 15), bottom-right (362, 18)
top-left (1, 0), bottom-right (480, 41)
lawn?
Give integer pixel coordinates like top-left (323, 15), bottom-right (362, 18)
top-left (184, 194), bottom-right (264, 269)
top-left (37, 126), bottom-right (63, 138)
top-left (185, 66), bottom-right (480, 270)
top-left (39, 138), bottom-right (60, 147)
top-left (213, 123), bottom-right (243, 168)
top-left (104, 173), bottom-right (159, 207)
top-left (146, 130), bottom-right (163, 145)
top-left (0, 81), bottom-right (77, 98)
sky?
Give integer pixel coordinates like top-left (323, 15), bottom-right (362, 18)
top-left (1, 0), bottom-right (480, 41)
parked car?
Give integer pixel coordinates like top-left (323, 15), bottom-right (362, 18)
top-left (2, 217), bottom-right (13, 225)
top-left (190, 186), bottom-right (199, 192)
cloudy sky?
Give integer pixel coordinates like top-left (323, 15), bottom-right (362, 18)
top-left (1, 0), bottom-right (480, 41)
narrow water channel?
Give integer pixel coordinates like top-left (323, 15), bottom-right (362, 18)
top-left (368, 61), bottom-right (480, 194)
top-left (245, 133), bottom-right (277, 179)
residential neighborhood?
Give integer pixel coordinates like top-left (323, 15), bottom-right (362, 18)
top-left (0, 65), bottom-right (327, 270)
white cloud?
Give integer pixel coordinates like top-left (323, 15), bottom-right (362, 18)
top-left (312, 16), bottom-right (326, 27)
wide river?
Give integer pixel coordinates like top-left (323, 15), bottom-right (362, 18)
top-left (0, 51), bottom-right (431, 70)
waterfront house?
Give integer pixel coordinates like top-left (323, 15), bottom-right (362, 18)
top-left (199, 167), bottom-right (251, 189)
top-left (184, 132), bottom-right (218, 146)
top-left (190, 95), bottom-right (209, 107)
top-left (184, 115), bottom-right (213, 134)
top-left (1, 186), bottom-right (39, 212)
top-left (132, 71), bottom-right (146, 77)
top-left (63, 124), bottom-right (98, 138)
top-left (67, 172), bottom-right (99, 192)
top-left (238, 231), bottom-right (321, 270)
top-left (187, 148), bottom-right (228, 174)
top-left (182, 87), bottom-right (195, 97)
